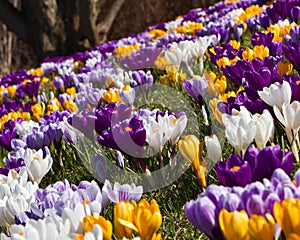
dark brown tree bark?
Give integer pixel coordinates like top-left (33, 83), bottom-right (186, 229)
top-left (0, 0), bottom-right (220, 62)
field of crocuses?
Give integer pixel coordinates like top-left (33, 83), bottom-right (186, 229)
top-left (2, 0), bottom-right (300, 239)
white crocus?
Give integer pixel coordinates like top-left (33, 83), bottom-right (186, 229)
top-left (274, 101), bottom-right (300, 161)
top-left (0, 167), bottom-right (28, 187)
top-left (67, 224), bottom-right (103, 240)
top-left (222, 107), bottom-right (257, 156)
top-left (258, 81), bottom-right (291, 109)
top-left (15, 120), bottom-right (39, 137)
top-left (253, 109), bottom-right (274, 149)
top-left (18, 147), bottom-right (53, 184)
top-left (204, 135), bottom-right (222, 163)
top-left (61, 203), bottom-right (92, 233)
top-left (165, 18), bottom-right (183, 31)
top-left (0, 214), bottom-right (71, 240)
top-left (0, 194), bottom-right (30, 227)
top-left (143, 114), bottom-right (170, 153)
top-left (168, 114), bottom-right (187, 145)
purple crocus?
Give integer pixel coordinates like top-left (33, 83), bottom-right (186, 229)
top-left (245, 145), bottom-right (294, 182)
top-left (69, 109), bottom-right (97, 141)
top-left (216, 154), bottom-right (252, 187)
top-left (16, 179), bottom-right (108, 224)
top-left (185, 196), bottom-right (225, 240)
top-left (98, 116), bottom-right (146, 157)
top-left (185, 168), bottom-right (300, 239)
top-left (26, 125), bottom-right (52, 149)
top-left (95, 102), bottom-right (132, 135)
top-left (283, 42), bottom-right (300, 72)
top-left (183, 77), bottom-right (208, 105)
top-left (118, 46), bottom-right (161, 70)
top-left (0, 119), bottom-right (19, 151)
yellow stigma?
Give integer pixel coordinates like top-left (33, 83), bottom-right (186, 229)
top-left (81, 199), bottom-right (90, 205)
top-left (230, 166), bottom-right (241, 171)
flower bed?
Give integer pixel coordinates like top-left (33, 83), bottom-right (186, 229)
top-left (1, 0), bottom-right (300, 239)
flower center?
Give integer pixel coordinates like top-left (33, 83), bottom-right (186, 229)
top-left (230, 166), bottom-right (241, 171)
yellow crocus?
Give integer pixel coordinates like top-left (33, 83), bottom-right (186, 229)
top-left (166, 65), bottom-right (186, 83)
top-left (278, 61), bottom-right (293, 78)
top-left (63, 99), bottom-right (78, 112)
top-left (122, 85), bottom-right (131, 91)
top-left (73, 60), bottom-right (84, 70)
top-left (29, 67), bottom-right (43, 76)
top-left (274, 198), bottom-right (300, 238)
top-left (186, 22), bottom-right (203, 35)
top-left (219, 209), bottom-right (249, 240)
top-left (7, 86), bottom-right (16, 98)
top-left (216, 56), bottom-right (240, 68)
top-left (215, 76), bottom-right (227, 96)
top-left (219, 91), bottom-right (237, 102)
top-left (151, 233), bottom-right (162, 240)
top-left (47, 98), bottom-right (62, 114)
top-left (178, 135), bottom-right (207, 187)
top-left (134, 199), bottom-right (162, 240)
top-left (253, 45), bottom-right (269, 60)
top-left (31, 103), bottom-right (45, 121)
top-left (216, 57), bottom-right (231, 68)
top-left (114, 201), bottom-right (135, 239)
top-left (82, 213), bottom-right (113, 240)
top-left (205, 71), bottom-right (227, 97)
top-left (242, 48), bottom-right (254, 61)
top-left (115, 43), bottom-right (140, 58)
top-left (66, 87), bottom-right (76, 97)
top-left (74, 234), bottom-right (84, 240)
top-left (248, 213), bottom-right (275, 240)
top-left (175, 25), bottom-right (187, 34)
top-left (265, 22), bottom-right (297, 42)
top-left (103, 90), bottom-right (121, 103)
top-left (209, 98), bottom-right (224, 125)
top-left (154, 54), bottom-right (171, 69)
top-left (147, 29), bottom-right (167, 41)
top-left (288, 234), bottom-right (300, 240)
top-left (236, 5), bottom-right (263, 24)
top-left (21, 112), bottom-right (31, 121)
top-left (230, 40), bottom-right (241, 50)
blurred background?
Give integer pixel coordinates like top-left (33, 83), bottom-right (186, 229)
top-left (0, 0), bottom-right (219, 75)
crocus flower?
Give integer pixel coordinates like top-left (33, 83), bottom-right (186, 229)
top-left (185, 196), bottom-right (225, 240)
top-left (20, 147), bottom-right (53, 184)
top-left (253, 109), bottom-right (274, 149)
top-left (116, 199), bottom-right (162, 240)
top-left (283, 42), bottom-right (300, 72)
top-left (178, 135), bottom-right (206, 187)
top-left (248, 214), bottom-right (275, 240)
top-left (131, 70), bottom-right (154, 87)
top-left (216, 154), bottom-right (252, 187)
top-left (274, 100), bottom-right (300, 144)
top-left (114, 201), bottom-right (135, 239)
top-left (274, 198), bottom-right (300, 238)
top-left (70, 224), bottom-right (103, 240)
top-left (219, 209), bottom-right (249, 240)
top-left (205, 134), bottom-right (222, 163)
top-left (183, 76), bottom-right (208, 105)
top-left (1, 214), bottom-right (70, 240)
top-left (222, 107), bottom-right (257, 156)
top-left (15, 120), bottom-right (39, 137)
top-left (82, 213), bottom-right (112, 240)
top-left (258, 81), bottom-right (291, 110)
top-left (102, 180), bottom-right (143, 204)
top-left (134, 199), bottom-right (162, 240)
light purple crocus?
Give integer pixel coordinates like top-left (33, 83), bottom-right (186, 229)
top-left (183, 76), bottom-right (208, 105)
top-left (102, 180), bottom-right (143, 204)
